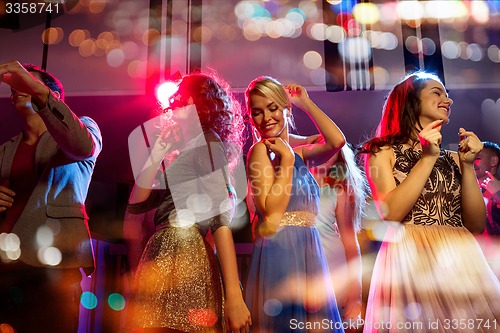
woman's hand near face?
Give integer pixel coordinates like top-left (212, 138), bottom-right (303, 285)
top-left (458, 128), bottom-right (483, 164)
top-left (418, 119), bottom-right (443, 158)
top-left (263, 137), bottom-right (295, 162)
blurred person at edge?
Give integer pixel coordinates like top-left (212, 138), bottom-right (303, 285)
top-left (474, 141), bottom-right (500, 279)
top-left (124, 71), bottom-right (251, 333)
top-left (474, 141), bottom-right (500, 236)
top-left (360, 72), bottom-right (500, 333)
top-left (0, 61), bottom-right (102, 332)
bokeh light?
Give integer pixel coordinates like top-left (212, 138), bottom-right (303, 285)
top-left (142, 29), bottom-right (160, 46)
top-left (193, 25), bottom-right (213, 43)
top-left (371, 66), bottom-right (390, 87)
top-left (37, 246), bottom-right (62, 266)
top-left (36, 226), bottom-right (54, 247)
top-left (0, 323), bottom-right (15, 333)
top-left (107, 48), bottom-right (125, 67)
top-left (108, 293), bottom-right (126, 311)
top-left (88, 0), bottom-right (106, 14)
top-left (347, 18), bottom-right (362, 37)
top-left (266, 20), bottom-right (285, 39)
top-left (79, 39), bottom-right (97, 57)
top-left (405, 36), bottom-right (420, 54)
top-left (363, 30), bottom-right (398, 50)
top-left (186, 194), bottom-right (213, 214)
top-left (242, 22), bottom-right (262, 41)
top-left (487, 45), bottom-right (500, 63)
top-left (309, 23), bottom-right (328, 41)
top-left (155, 81), bottom-right (178, 107)
top-left (421, 38), bottom-right (436, 56)
top-left (122, 41), bottom-right (140, 59)
top-left (379, 2), bottom-right (398, 24)
top-left (263, 298), bottom-right (283, 316)
top-left (458, 41), bottom-right (470, 60)
top-left (303, 50), bottom-right (322, 69)
top-left (425, 1), bottom-right (468, 20)
top-left (0, 233), bottom-right (20, 252)
top-left (381, 32), bottom-right (398, 50)
top-left (353, 3), bottom-right (380, 25)
top-left (397, 1), bottom-right (424, 21)
top-left (338, 37), bottom-right (372, 63)
top-left (187, 309), bottom-right (217, 327)
top-left (286, 10), bottom-right (305, 28)
top-left (326, 25), bottom-right (346, 43)
top-left (127, 60), bottom-right (147, 78)
top-left (442, 41), bottom-right (460, 59)
top-left (0, 232), bottom-right (21, 261)
top-left (81, 291), bottom-right (98, 310)
top-left (471, 0), bottom-right (490, 24)
top-left (41, 27), bottom-right (64, 45)
top-left (5, 248), bottom-right (21, 261)
top-left (466, 43), bottom-right (484, 62)
top-left (69, 29), bottom-right (91, 47)
top-left (298, 1), bottom-right (318, 19)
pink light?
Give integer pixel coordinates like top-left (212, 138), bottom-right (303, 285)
top-left (155, 81), bottom-right (178, 107)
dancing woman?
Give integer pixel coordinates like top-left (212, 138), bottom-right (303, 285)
top-left (361, 72), bottom-right (500, 332)
top-left (244, 76), bottom-right (346, 332)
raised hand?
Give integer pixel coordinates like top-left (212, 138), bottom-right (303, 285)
top-left (0, 61), bottom-right (49, 104)
top-left (481, 171), bottom-right (500, 197)
top-left (284, 84), bottom-right (311, 111)
top-left (418, 119), bottom-right (443, 158)
top-left (458, 128), bottom-right (483, 164)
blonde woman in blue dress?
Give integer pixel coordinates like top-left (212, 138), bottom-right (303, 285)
top-left (244, 76), bottom-right (346, 332)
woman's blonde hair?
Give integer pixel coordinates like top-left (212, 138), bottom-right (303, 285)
top-left (245, 76), bottom-right (296, 132)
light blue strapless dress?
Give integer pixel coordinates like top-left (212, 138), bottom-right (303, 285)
top-left (245, 154), bottom-right (344, 333)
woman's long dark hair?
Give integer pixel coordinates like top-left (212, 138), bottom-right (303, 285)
top-left (360, 72), bottom-right (443, 155)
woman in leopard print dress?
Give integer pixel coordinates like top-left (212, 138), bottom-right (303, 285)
top-left (361, 72), bottom-right (500, 332)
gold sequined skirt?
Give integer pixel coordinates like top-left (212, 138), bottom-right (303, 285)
top-left (128, 225), bottom-right (224, 332)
